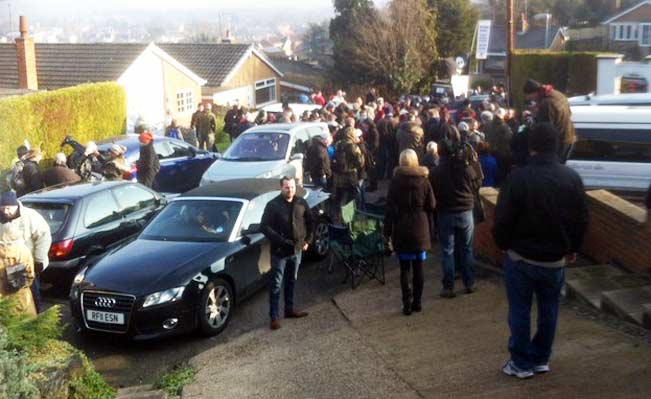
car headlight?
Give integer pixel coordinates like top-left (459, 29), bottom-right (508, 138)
top-left (142, 287), bottom-right (185, 308)
top-left (257, 171), bottom-right (274, 178)
top-left (73, 267), bottom-right (87, 285)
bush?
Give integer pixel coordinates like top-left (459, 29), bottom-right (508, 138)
top-left (68, 355), bottom-right (115, 399)
top-left (0, 298), bottom-right (63, 354)
top-left (155, 365), bottom-right (196, 396)
top-left (0, 327), bottom-right (39, 399)
top-left (0, 82), bottom-right (127, 171)
top-left (511, 50), bottom-right (599, 110)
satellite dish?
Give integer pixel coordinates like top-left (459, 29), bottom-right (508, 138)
top-left (455, 57), bottom-right (466, 69)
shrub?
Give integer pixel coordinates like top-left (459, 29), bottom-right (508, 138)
top-left (0, 298), bottom-right (63, 354)
top-left (0, 327), bottom-right (39, 399)
top-left (0, 82), bottom-right (127, 171)
top-left (68, 355), bottom-right (115, 399)
top-left (511, 50), bottom-right (599, 110)
top-left (155, 364), bottom-right (196, 396)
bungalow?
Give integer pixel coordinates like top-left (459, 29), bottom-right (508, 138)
top-left (0, 17), bottom-right (283, 132)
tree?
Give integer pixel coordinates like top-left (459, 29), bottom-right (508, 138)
top-left (428, 0), bottom-right (479, 59)
top-left (330, 0), bottom-right (376, 82)
top-left (302, 22), bottom-right (332, 63)
top-left (344, 0), bottom-right (438, 94)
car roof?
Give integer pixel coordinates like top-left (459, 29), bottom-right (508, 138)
top-left (20, 180), bottom-right (137, 201)
top-left (182, 178), bottom-right (306, 201)
top-left (240, 122), bottom-right (328, 135)
top-left (571, 105), bottom-right (651, 126)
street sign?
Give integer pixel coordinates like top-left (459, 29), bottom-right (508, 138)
top-left (476, 20), bottom-right (492, 60)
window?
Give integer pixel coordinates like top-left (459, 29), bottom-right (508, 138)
top-left (84, 191), bottom-right (121, 228)
top-left (290, 129), bottom-right (310, 156)
top-left (113, 185), bottom-right (156, 214)
top-left (255, 78), bottom-right (276, 106)
top-left (641, 24), bottom-right (651, 46)
top-left (571, 128), bottom-right (651, 163)
top-left (176, 89), bottom-right (193, 113)
top-left (153, 141), bottom-right (192, 160)
top-left (23, 202), bottom-right (70, 234)
top-left (612, 23), bottom-right (639, 41)
top-left (620, 74), bottom-right (648, 93)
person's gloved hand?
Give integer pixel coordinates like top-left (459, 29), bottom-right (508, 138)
top-left (34, 262), bottom-right (44, 275)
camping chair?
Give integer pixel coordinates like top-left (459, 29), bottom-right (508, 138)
top-left (328, 201), bottom-right (386, 289)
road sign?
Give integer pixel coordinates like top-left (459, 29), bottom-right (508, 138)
top-left (476, 20), bottom-right (492, 60)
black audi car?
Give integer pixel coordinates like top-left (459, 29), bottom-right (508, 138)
top-left (69, 179), bottom-right (330, 340)
top-left (20, 181), bottom-right (165, 285)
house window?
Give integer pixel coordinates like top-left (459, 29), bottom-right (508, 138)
top-left (255, 78), bottom-right (276, 106)
top-left (612, 23), bottom-right (639, 41)
top-left (176, 89), bottom-right (193, 113)
top-left (641, 24), bottom-right (651, 46)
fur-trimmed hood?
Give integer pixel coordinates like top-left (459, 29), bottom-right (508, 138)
top-left (393, 165), bottom-right (429, 178)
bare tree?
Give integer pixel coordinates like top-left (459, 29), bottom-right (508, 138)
top-left (346, 0), bottom-right (438, 94)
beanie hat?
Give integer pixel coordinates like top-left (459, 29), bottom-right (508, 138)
top-left (139, 131), bottom-right (153, 144)
top-left (523, 79), bottom-right (542, 94)
top-left (457, 121), bottom-right (469, 132)
top-left (0, 191), bottom-right (18, 207)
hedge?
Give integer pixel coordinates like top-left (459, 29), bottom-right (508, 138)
top-left (511, 50), bottom-right (599, 110)
top-left (0, 82), bottom-right (127, 171)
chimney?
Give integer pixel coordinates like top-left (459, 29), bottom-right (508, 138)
top-left (519, 13), bottom-right (529, 35)
top-left (15, 16), bottom-right (38, 90)
top-left (610, 0), bottom-right (621, 15)
top-left (222, 29), bottom-right (232, 44)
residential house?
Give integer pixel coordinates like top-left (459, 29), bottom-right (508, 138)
top-left (0, 19), bottom-right (283, 132)
top-left (474, 16), bottom-right (568, 82)
top-left (603, 0), bottom-right (651, 57)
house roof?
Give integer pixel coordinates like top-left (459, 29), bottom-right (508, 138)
top-left (487, 24), bottom-right (563, 54)
top-left (0, 42), bottom-right (278, 90)
top-left (603, 0), bottom-right (651, 24)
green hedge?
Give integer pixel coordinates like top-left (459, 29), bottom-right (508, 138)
top-left (0, 82), bottom-right (126, 171)
top-left (511, 50), bottom-right (599, 110)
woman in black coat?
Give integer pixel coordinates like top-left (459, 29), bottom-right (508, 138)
top-left (384, 149), bottom-right (436, 315)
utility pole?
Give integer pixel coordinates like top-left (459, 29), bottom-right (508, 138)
top-left (506, 0), bottom-right (515, 106)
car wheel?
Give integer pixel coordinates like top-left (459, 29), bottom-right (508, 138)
top-left (198, 278), bottom-right (233, 336)
top-left (310, 217), bottom-right (330, 260)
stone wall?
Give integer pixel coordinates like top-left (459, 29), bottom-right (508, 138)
top-left (474, 188), bottom-right (651, 273)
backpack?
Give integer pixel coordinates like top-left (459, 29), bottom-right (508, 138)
top-left (6, 161), bottom-right (26, 193)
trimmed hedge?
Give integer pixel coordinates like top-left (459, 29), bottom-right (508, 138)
top-left (511, 50), bottom-right (599, 110)
top-left (0, 82), bottom-right (126, 171)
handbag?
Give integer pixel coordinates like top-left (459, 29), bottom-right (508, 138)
top-left (5, 263), bottom-right (28, 293)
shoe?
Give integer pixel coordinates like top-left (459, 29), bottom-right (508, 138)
top-left (440, 288), bottom-right (456, 298)
top-left (285, 310), bottom-right (309, 318)
top-left (533, 363), bottom-right (550, 373)
top-left (270, 319), bottom-right (281, 330)
top-left (402, 305), bottom-right (412, 316)
top-left (465, 285), bottom-right (477, 294)
top-left (502, 360), bottom-right (534, 379)
top-left (412, 303), bottom-right (422, 312)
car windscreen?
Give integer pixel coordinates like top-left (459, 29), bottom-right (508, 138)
top-left (22, 202), bottom-right (70, 235)
top-left (140, 200), bottom-right (242, 242)
top-left (222, 133), bottom-right (289, 161)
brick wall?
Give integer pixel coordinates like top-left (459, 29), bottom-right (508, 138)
top-left (15, 37), bottom-right (38, 90)
top-left (474, 188), bottom-right (651, 273)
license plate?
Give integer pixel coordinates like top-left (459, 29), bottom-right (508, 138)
top-left (86, 309), bottom-right (125, 325)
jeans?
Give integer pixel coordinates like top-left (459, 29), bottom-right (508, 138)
top-left (438, 210), bottom-right (475, 290)
top-left (504, 255), bottom-right (565, 370)
top-left (269, 251), bottom-right (302, 320)
top-left (30, 276), bottom-right (41, 313)
top-left (399, 259), bottom-right (423, 307)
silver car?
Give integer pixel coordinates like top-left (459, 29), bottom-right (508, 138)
top-left (200, 122), bottom-right (329, 186)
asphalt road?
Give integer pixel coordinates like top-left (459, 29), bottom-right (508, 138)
top-left (41, 256), bottom-right (351, 388)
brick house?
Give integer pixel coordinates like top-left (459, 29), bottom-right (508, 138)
top-left (603, 0), bottom-right (651, 57)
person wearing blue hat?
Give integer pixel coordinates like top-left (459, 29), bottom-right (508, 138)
top-left (0, 190), bottom-right (51, 312)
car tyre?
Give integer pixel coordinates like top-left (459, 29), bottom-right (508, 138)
top-left (309, 217), bottom-right (330, 260)
top-left (198, 278), bottom-right (233, 336)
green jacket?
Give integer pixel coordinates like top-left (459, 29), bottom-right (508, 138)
top-left (333, 128), bottom-right (365, 188)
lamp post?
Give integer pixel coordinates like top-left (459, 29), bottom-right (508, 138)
top-left (534, 13), bottom-right (552, 48)
top-left (506, 0), bottom-right (514, 106)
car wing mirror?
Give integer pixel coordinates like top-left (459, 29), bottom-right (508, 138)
top-left (188, 146), bottom-right (197, 158)
top-left (240, 235), bottom-right (252, 246)
top-left (290, 153), bottom-right (304, 162)
top-left (241, 223), bottom-right (261, 235)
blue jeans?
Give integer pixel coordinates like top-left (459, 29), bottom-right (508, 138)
top-left (504, 255), bottom-right (565, 370)
top-left (269, 251), bottom-right (302, 320)
top-left (438, 210), bottom-right (475, 290)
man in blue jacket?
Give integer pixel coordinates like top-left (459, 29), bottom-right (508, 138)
top-left (492, 122), bottom-right (589, 379)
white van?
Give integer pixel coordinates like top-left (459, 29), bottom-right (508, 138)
top-left (568, 92), bottom-right (651, 107)
top-left (567, 106), bottom-right (651, 191)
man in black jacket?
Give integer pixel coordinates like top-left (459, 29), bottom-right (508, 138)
top-left (429, 134), bottom-right (483, 298)
top-left (306, 133), bottom-right (331, 190)
top-left (18, 149), bottom-right (44, 197)
top-left (260, 176), bottom-right (314, 330)
top-left (136, 131), bottom-right (160, 188)
top-left (493, 122), bottom-right (588, 379)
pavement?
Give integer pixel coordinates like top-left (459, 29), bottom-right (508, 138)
top-left (182, 250), bottom-right (651, 399)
